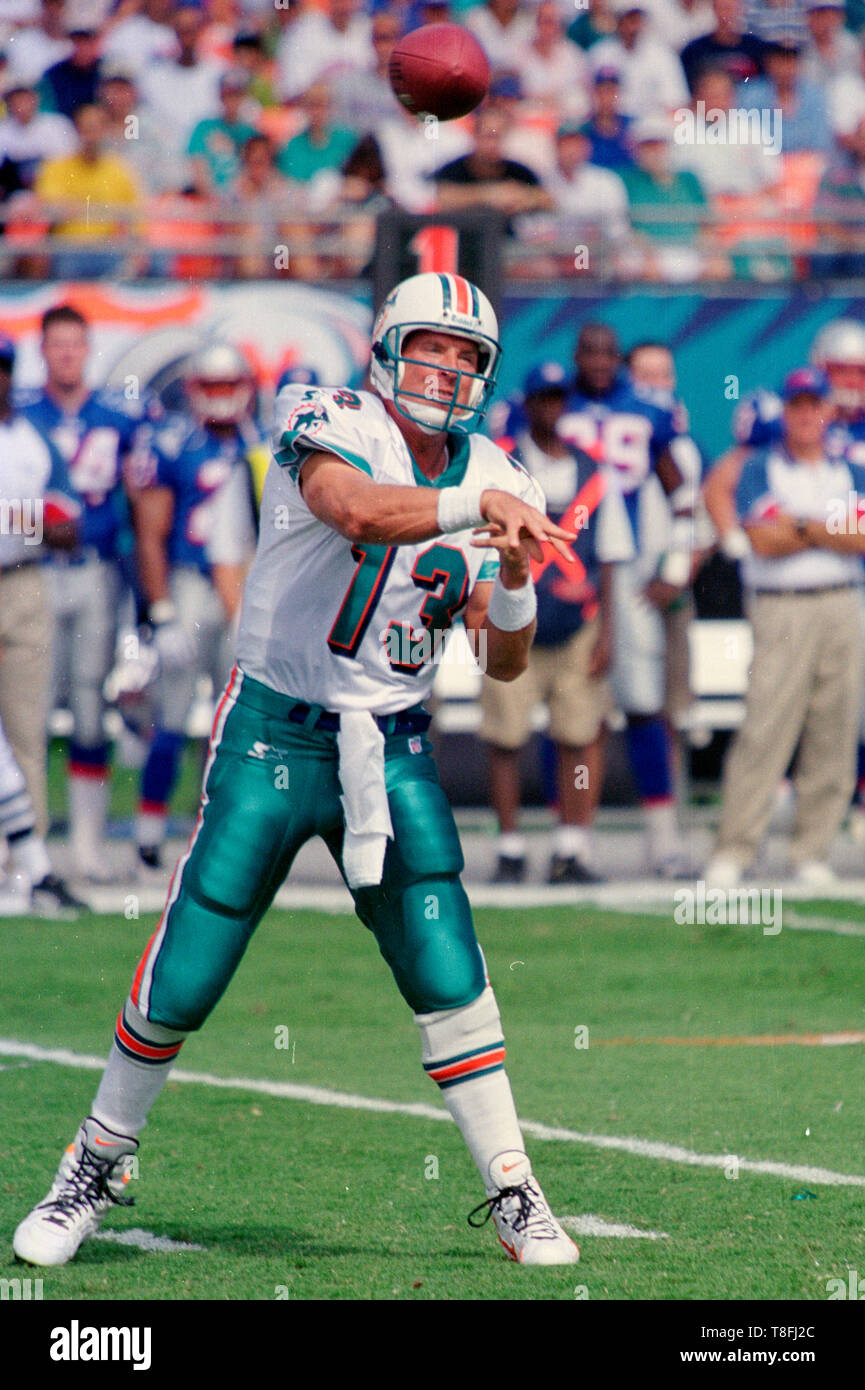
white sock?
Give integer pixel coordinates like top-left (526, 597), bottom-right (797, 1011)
top-left (69, 773), bottom-right (109, 861)
top-left (415, 986), bottom-right (526, 1194)
top-left (136, 811), bottom-right (166, 851)
top-left (553, 824), bottom-right (590, 859)
top-left (497, 833), bottom-right (526, 860)
top-left (645, 800), bottom-right (677, 850)
top-left (91, 996), bottom-right (187, 1137)
top-left (8, 831), bottom-right (52, 884)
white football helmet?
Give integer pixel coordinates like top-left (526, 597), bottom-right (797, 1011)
top-left (810, 318), bottom-right (865, 411)
top-left (370, 272), bottom-right (501, 434)
top-left (185, 342), bottom-right (255, 425)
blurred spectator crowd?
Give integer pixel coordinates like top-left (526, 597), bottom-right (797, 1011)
top-left (3, 0), bottom-right (865, 279)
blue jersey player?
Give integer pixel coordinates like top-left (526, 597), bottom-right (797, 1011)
top-left (127, 342), bottom-right (259, 871)
top-left (19, 304), bottom-right (150, 882)
top-left (557, 322), bottom-right (696, 877)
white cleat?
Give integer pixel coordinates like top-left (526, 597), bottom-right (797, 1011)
top-left (847, 805), bottom-right (865, 845)
top-left (793, 859), bottom-right (837, 891)
top-left (468, 1151), bottom-right (579, 1266)
top-left (703, 854), bottom-right (743, 890)
top-left (13, 1117), bottom-right (138, 1267)
top-left (0, 871), bottom-right (33, 916)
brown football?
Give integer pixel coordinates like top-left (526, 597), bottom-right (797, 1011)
top-left (389, 23), bottom-right (491, 122)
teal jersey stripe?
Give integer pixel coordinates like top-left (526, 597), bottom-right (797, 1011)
top-left (276, 438), bottom-right (373, 481)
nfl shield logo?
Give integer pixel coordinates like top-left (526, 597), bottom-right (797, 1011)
top-left (408, 736), bottom-right (422, 754)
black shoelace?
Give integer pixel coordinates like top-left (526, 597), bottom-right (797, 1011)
top-left (468, 1183), bottom-right (537, 1233)
top-left (43, 1146), bottom-right (134, 1228)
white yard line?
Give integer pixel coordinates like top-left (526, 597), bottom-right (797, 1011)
top-left (561, 1215), bottom-right (669, 1240)
top-left (93, 1228), bottom-right (205, 1254)
top-left (2, 1037), bottom-right (864, 1190)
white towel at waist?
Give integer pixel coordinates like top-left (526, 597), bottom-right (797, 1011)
top-left (336, 710), bottom-right (394, 889)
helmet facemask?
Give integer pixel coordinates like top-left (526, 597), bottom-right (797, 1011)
top-left (187, 377), bottom-right (254, 425)
top-left (373, 322), bottom-right (500, 435)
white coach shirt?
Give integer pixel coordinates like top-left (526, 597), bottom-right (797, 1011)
top-left (0, 414), bottom-right (66, 568)
top-left (736, 446), bottom-right (865, 591)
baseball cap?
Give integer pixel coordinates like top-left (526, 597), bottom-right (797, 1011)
top-left (782, 366), bottom-right (831, 400)
top-left (489, 72), bottom-right (523, 100)
top-left (64, 0), bottom-right (108, 29)
top-left (523, 361), bottom-right (568, 398)
top-left (556, 120), bottom-right (589, 141)
top-left (100, 59), bottom-right (136, 85)
top-left (1, 69), bottom-right (38, 97)
top-left (0, 335), bottom-right (16, 368)
top-left (765, 33), bottom-right (803, 55)
top-left (277, 364), bottom-right (320, 392)
top-left (593, 66), bottom-right (622, 85)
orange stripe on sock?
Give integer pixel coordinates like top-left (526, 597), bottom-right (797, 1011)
top-left (115, 1010), bottom-right (182, 1061)
top-left (428, 1047), bottom-right (506, 1083)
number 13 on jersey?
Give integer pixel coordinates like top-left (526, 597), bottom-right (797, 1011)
top-left (328, 541), bottom-right (469, 674)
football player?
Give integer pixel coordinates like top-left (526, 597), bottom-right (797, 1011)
top-left (485, 360), bottom-right (635, 885)
top-left (126, 342), bottom-right (258, 872)
top-left (14, 273), bottom-right (580, 1269)
top-left (19, 304), bottom-right (152, 882)
top-left (557, 323), bottom-right (696, 877)
top-left (625, 341), bottom-right (708, 764)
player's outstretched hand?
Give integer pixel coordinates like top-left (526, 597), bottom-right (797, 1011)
top-left (471, 489), bottom-right (576, 568)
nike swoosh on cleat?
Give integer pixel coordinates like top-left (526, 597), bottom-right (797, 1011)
top-left (92, 1136), bottom-right (122, 1147)
top-left (501, 1162), bottom-right (523, 1172)
top-left (497, 1234), bottom-right (518, 1261)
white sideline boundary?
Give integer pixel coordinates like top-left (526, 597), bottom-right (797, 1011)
top-left (2, 1037), bottom-right (864, 1190)
top-left (73, 880), bottom-right (865, 935)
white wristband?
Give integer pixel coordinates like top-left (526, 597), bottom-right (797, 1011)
top-left (720, 525), bottom-right (752, 561)
top-left (437, 485), bottom-right (485, 534)
top-left (148, 599), bottom-right (176, 626)
top-left (487, 572), bottom-right (537, 631)
top-left (658, 550), bottom-right (691, 587)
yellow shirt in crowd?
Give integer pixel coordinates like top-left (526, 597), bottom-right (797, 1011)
top-left (34, 153), bottom-right (140, 241)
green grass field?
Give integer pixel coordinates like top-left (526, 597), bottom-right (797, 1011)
top-left (2, 903), bottom-right (864, 1301)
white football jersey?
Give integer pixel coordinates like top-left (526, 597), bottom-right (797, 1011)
top-left (236, 385), bottom-right (545, 713)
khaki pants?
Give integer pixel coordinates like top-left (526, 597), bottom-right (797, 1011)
top-left (716, 586), bottom-right (864, 867)
top-left (480, 619), bottom-right (611, 750)
top-left (0, 564), bottom-right (53, 837)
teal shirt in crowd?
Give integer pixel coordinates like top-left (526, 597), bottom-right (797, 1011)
top-left (276, 126), bottom-right (357, 183)
top-left (187, 117), bottom-right (258, 188)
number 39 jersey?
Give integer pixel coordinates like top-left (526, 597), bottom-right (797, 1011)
top-left (236, 385), bottom-right (545, 714)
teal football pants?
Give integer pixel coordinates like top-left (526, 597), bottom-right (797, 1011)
top-left (130, 667), bottom-right (486, 1029)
